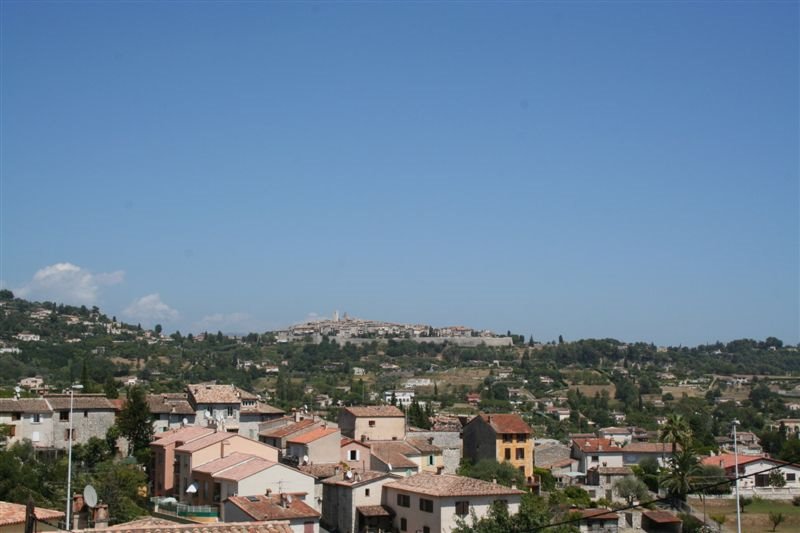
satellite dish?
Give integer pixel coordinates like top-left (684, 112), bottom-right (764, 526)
top-left (182, 418), bottom-right (188, 426)
top-left (14, 386), bottom-right (21, 393)
top-left (84, 485), bottom-right (98, 508)
top-left (345, 471), bottom-right (353, 479)
top-left (302, 455), bottom-right (309, 465)
top-left (204, 410), bottom-right (211, 418)
top-left (186, 482), bottom-right (198, 494)
top-left (286, 494), bottom-right (293, 503)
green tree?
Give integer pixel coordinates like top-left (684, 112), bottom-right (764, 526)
top-left (614, 476), bottom-right (650, 505)
top-left (632, 456), bottom-right (661, 492)
top-left (659, 448), bottom-right (702, 503)
top-left (154, 324), bottom-right (162, 335)
top-left (116, 386), bottom-right (153, 463)
top-left (0, 289), bottom-right (13, 300)
top-left (659, 414), bottom-right (692, 454)
top-left (458, 459), bottom-right (525, 488)
top-left (769, 511), bottom-right (785, 531)
top-left (769, 470), bottom-right (787, 488)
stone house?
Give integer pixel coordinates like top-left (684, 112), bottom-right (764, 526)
top-left (341, 438), bottom-right (372, 471)
top-left (322, 470), bottom-right (399, 533)
top-left (383, 472), bottom-right (524, 533)
top-left (148, 393), bottom-right (197, 434)
top-left (223, 494), bottom-right (320, 533)
top-left (338, 406), bottom-right (405, 442)
top-left (187, 383), bottom-right (283, 438)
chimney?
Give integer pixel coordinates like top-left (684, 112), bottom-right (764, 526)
top-left (492, 478), bottom-right (497, 484)
top-left (334, 466), bottom-right (340, 475)
top-left (436, 466), bottom-right (444, 475)
top-left (428, 437), bottom-right (434, 445)
top-left (511, 483), bottom-right (517, 490)
top-left (266, 488), bottom-right (272, 497)
top-left (93, 503), bottom-right (109, 529)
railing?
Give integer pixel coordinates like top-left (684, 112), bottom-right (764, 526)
top-left (698, 486), bottom-right (800, 500)
top-left (150, 497), bottom-right (219, 521)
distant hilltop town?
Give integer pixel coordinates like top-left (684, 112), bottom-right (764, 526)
top-left (276, 311), bottom-right (514, 347)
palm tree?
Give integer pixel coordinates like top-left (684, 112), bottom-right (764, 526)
top-left (660, 448), bottom-right (703, 506)
top-left (659, 413), bottom-right (692, 454)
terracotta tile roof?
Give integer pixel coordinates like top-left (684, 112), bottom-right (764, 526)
top-left (384, 472), bottom-right (525, 497)
top-left (323, 470), bottom-right (396, 487)
top-left (357, 505), bottom-right (393, 517)
top-left (478, 414), bottom-right (532, 435)
top-left (341, 437), bottom-right (370, 449)
top-left (298, 463), bottom-right (340, 480)
top-left (147, 394), bottom-right (195, 415)
top-left (572, 438), bottom-right (623, 454)
top-left (104, 517), bottom-right (180, 529)
top-left (175, 431), bottom-right (234, 453)
top-left (406, 438), bottom-right (441, 454)
top-left (213, 457), bottom-right (277, 481)
top-left (0, 398), bottom-right (51, 414)
top-left (701, 453), bottom-right (765, 470)
top-left (260, 419), bottom-right (317, 438)
top-left (241, 402), bottom-right (284, 415)
top-left (287, 427), bottom-right (339, 444)
top-left (88, 519), bottom-right (293, 533)
top-left (151, 426), bottom-right (214, 447)
top-left (369, 441), bottom-right (420, 469)
top-left (188, 384), bottom-right (257, 404)
top-left (45, 395), bottom-right (115, 410)
top-left (623, 442), bottom-right (676, 454)
top-left (643, 510), bottom-right (682, 524)
top-left (192, 452), bottom-right (255, 474)
top-left (343, 406), bottom-right (404, 418)
top-left (227, 494), bottom-right (320, 521)
top-left (0, 500), bottom-right (64, 526)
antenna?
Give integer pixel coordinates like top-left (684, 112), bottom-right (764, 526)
top-left (83, 485), bottom-right (98, 508)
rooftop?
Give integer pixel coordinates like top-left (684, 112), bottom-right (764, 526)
top-left (226, 494), bottom-right (320, 521)
top-left (213, 457), bottom-right (277, 481)
top-left (85, 518), bottom-right (292, 533)
top-left (572, 438), bottom-right (623, 454)
top-left (0, 500), bottom-right (65, 526)
top-left (0, 398), bottom-right (52, 414)
top-left (192, 452), bottom-right (254, 475)
top-left (477, 414), bottom-right (532, 435)
top-left (384, 472), bottom-right (525, 497)
top-left (343, 406), bottom-right (404, 418)
top-left (45, 394), bottom-right (116, 410)
top-left (323, 470), bottom-right (396, 487)
top-left (260, 419), bottom-right (317, 439)
top-left (287, 427), bottom-right (339, 444)
top-left (151, 426), bottom-right (214, 447)
top-left (147, 394), bottom-right (195, 415)
top-left (175, 431), bottom-right (234, 453)
top-left (188, 383), bottom-right (258, 404)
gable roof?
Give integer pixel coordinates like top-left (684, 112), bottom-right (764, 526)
top-left (572, 438), bottom-right (623, 454)
top-left (212, 457), bottom-right (277, 481)
top-left (0, 398), bottom-right (51, 414)
top-left (147, 393), bottom-right (195, 415)
top-left (323, 470), bottom-right (398, 488)
top-left (226, 494), bottom-right (320, 521)
top-left (175, 431), bottom-right (234, 453)
top-left (701, 453), bottom-right (773, 470)
top-left (151, 426), bottom-right (214, 448)
top-left (259, 419), bottom-right (317, 438)
top-left (287, 427), bottom-right (339, 445)
top-left (45, 395), bottom-right (116, 410)
top-left (87, 519), bottom-right (292, 533)
top-left (622, 442), bottom-right (675, 454)
top-left (369, 441), bottom-right (420, 469)
top-left (0, 501), bottom-right (64, 526)
top-left (343, 406), bottom-right (404, 418)
top-left (192, 453), bottom-right (255, 475)
top-left (188, 384), bottom-right (257, 404)
top-left (476, 414), bottom-right (532, 435)
top-left (384, 472), bottom-right (524, 497)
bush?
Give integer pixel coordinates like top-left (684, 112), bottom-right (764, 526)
top-left (792, 495), bottom-right (800, 507)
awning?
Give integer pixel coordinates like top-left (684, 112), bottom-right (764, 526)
top-left (357, 505), bottom-right (393, 517)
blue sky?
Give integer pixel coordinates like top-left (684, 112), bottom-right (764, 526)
top-left (1, 1), bottom-right (797, 346)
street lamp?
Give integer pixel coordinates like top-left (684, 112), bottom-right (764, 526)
top-left (65, 383), bottom-right (84, 531)
top-left (733, 419), bottom-right (742, 533)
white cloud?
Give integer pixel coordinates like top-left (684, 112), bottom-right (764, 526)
top-left (123, 293), bottom-right (179, 324)
top-left (15, 262), bottom-right (124, 305)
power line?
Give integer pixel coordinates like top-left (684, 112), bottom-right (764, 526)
top-left (530, 456), bottom-right (800, 531)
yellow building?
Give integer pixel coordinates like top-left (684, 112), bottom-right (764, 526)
top-left (462, 414), bottom-right (534, 480)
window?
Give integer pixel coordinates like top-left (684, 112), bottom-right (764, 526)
top-left (428, 455), bottom-right (434, 466)
top-left (517, 434), bottom-right (527, 443)
top-left (455, 501), bottom-right (470, 516)
top-left (502, 434), bottom-right (513, 443)
top-left (400, 518), bottom-right (407, 531)
top-left (227, 407), bottom-right (234, 417)
top-left (32, 414), bottom-right (40, 423)
top-left (591, 455), bottom-right (599, 462)
top-left (84, 410), bottom-right (88, 418)
top-left (397, 494), bottom-right (410, 507)
top-left (368, 420), bottom-right (376, 427)
top-left (504, 448), bottom-right (511, 460)
top-left (365, 489), bottom-right (370, 497)
top-left (60, 411), bottom-right (69, 421)
top-left (65, 429), bottom-right (76, 441)
top-left (419, 498), bottom-right (433, 512)
top-left (11, 413), bottom-right (20, 421)
top-left (516, 448), bottom-right (525, 460)
top-left (349, 449), bottom-right (359, 461)
top-left (423, 527), bottom-right (430, 533)
top-left (787, 473), bottom-right (796, 482)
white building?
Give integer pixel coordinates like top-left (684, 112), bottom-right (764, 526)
top-left (383, 390), bottom-right (415, 407)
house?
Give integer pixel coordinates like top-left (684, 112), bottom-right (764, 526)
top-left (383, 472), bottom-right (524, 533)
top-left (571, 438), bottom-right (624, 473)
top-left (148, 394), bottom-right (197, 434)
top-left (174, 432), bottom-right (280, 501)
top-left (14, 332), bottom-right (40, 342)
top-left (259, 418), bottom-right (321, 453)
top-left (45, 394), bottom-right (118, 449)
top-left (585, 467), bottom-right (634, 501)
top-left (224, 494), bottom-right (320, 533)
top-left (190, 453), bottom-right (315, 510)
top-left (620, 442), bottom-right (675, 467)
top-left (341, 438), bottom-right (372, 471)
top-left (407, 427), bottom-right (463, 474)
top-left (383, 390), bottom-right (415, 408)
top-left (575, 509), bottom-right (619, 533)
top-left (188, 383), bottom-right (284, 439)
top-left (465, 393), bottom-right (481, 406)
top-left (322, 470), bottom-right (399, 533)
top-left (546, 407), bottom-right (571, 421)
top-left (701, 454), bottom-right (800, 492)
top-left (286, 427), bottom-right (341, 465)
top-left (18, 377), bottom-right (44, 390)
top-left (368, 438), bottom-right (443, 474)
top-left (597, 427), bottom-right (633, 446)
top-left (338, 406), bottom-right (405, 442)
top-left (0, 398), bottom-right (54, 448)
top-left (150, 426), bottom-right (215, 496)
top-left (0, 500), bottom-right (65, 533)
top-left (462, 414), bottom-right (534, 480)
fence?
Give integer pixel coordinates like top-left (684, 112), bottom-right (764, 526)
top-left (150, 497), bottom-right (219, 521)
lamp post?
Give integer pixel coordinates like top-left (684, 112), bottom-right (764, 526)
top-left (733, 419), bottom-right (742, 533)
top-left (65, 383), bottom-right (84, 531)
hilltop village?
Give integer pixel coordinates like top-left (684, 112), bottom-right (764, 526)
top-left (1, 293), bottom-right (800, 532)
